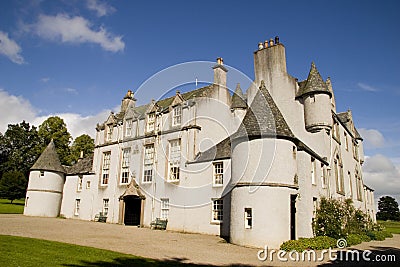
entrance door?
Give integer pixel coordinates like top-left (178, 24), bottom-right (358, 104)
top-left (124, 196), bottom-right (141, 226)
top-left (290, 194), bottom-right (297, 240)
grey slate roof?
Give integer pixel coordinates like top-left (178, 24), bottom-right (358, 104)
top-left (193, 137), bottom-right (231, 163)
top-left (66, 157), bottom-right (93, 175)
top-left (337, 111), bottom-right (363, 140)
top-left (233, 80), bottom-right (295, 140)
top-left (31, 140), bottom-right (66, 174)
top-left (231, 83), bottom-right (247, 109)
top-left (296, 62), bottom-right (331, 98)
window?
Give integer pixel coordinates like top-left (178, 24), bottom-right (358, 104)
top-left (101, 152), bottom-right (111, 185)
top-left (121, 148), bottom-right (131, 184)
top-left (25, 197), bottom-right (29, 207)
top-left (143, 144), bottom-right (154, 183)
top-left (77, 175), bottom-right (83, 191)
top-left (310, 94), bottom-right (315, 103)
top-left (348, 171), bottom-right (353, 198)
top-left (161, 198), bottom-right (169, 219)
top-left (355, 171), bottom-right (363, 201)
top-left (146, 113), bottom-right (155, 132)
top-left (353, 141), bottom-right (359, 160)
top-left (292, 146), bottom-right (297, 159)
top-left (321, 164), bottom-right (326, 188)
top-left (40, 171), bottom-right (45, 176)
top-left (244, 208), bottom-right (252, 229)
top-left (106, 125), bottom-right (113, 141)
top-left (312, 197), bottom-right (318, 218)
top-left (344, 132), bottom-right (349, 151)
top-left (333, 121), bottom-right (340, 141)
top-left (125, 119), bottom-right (132, 137)
top-left (213, 162), bottom-right (223, 186)
top-left (334, 156), bottom-right (344, 194)
top-left (75, 199), bottom-right (80, 215)
top-left (86, 181), bottom-right (91, 189)
top-left (212, 199), bottom-right (223, 222)
top-left (311, 158), bottom-right (316, 185)
top-left (168, 139), bottom-right (181, 181)
top-left (103, 199), bottom-right (109, 216)
top-left (172, 105), bottom-right (182, 126)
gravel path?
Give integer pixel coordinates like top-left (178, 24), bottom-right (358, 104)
top-left (1, 214), bottom-right (399, 266)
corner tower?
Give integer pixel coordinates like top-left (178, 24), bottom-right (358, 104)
top-left (24, 140), bottom-right (66, 217)
top-left (296, 62), bottom-right (332, 133)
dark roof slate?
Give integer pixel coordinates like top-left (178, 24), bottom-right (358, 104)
top-left (296, 62), bottom-right (331, 98)
top-left (231, 83), bottom-right (247, 109)
top-left (31, 140), bottom-right (66, 173)
top-left (233, 80), bottom-right (295, 140)
top-left (193, 137), bottom-right (231, 163)
top-left (66, 157), bottom-right (93, 175)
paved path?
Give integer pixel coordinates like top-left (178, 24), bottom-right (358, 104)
top-left (1, 214), bottom-right (399, 266)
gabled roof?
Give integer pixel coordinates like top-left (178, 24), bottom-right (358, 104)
top-left (336, 110), bottom-right (363, 140)
top-left (31, 140), bottom-right (66, 174)
top-left (231, 83), bottom-right (247, 109)
top-left (233, 80), bottom-right (295, 140)
top-left (66, 157), bottom-right (93, 175)
top-left (296, 62), bottom-right (331, 98)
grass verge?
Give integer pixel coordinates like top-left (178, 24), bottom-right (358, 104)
top-left (0, 235), bottom-right (203, 266)
top-left (379, 220), bottom-right (400, 234)
top-left (0, 198), bottom-right (24, 214)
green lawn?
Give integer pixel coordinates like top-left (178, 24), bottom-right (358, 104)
top-left (378, 220), bottom-right (400, 234)
top-left (0, 198), bottom-right (25, 214)
top-left (0, 235), bottom-right (205, 267)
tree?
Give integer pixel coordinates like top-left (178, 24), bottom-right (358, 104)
top-left (68, 134), bottom-right (95, 164)
top-left (0, 171), bottom-right (27, 203)
top-left (38, 116), bottom-right (72, 165)
top-left (0, 121), bottom-right (42, 178)
top-left (376, 196), bottom-right (400, 221)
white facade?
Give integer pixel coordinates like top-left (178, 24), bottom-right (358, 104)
top-left (27, 37), bottom-right (375, 248)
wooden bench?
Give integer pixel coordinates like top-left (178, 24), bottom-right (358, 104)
top-left (150, 218), bottom-right (168, 230)
top-left (94, 212), bottom-right (107, 223)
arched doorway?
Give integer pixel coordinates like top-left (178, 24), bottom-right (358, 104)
top-left (124, 195), bottom-right (141, 226)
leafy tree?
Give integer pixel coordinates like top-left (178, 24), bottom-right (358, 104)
top-left (0, 171), bottom-right (27, 203)
top-left (376, 196), bottom-right (400, 221)
top-left (38, 116), bottom-right (72, 165)
top-left (0, 121), bottom-right (42, 178)
top-left (68, 134), bottom-right (95, 164)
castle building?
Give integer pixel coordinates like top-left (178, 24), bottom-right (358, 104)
top-left (24, 38), bottom-right (375, 248)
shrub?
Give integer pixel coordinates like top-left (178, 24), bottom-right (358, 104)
top-left (366, 230), bottom-right (387, 241)
top-left (280, 236), bottom-right (336, 252)
top-left (346, 234), bottom-right (363, 246)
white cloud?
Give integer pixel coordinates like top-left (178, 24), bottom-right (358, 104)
top-left (0, 89), bottom-right (37, 133)
top-left (357, 82), bottom-right (379, 92)
top-left (362, 154), bottom-right (400, 207)
top-left (0, 31), bottom-right (25, 64)
top-left (86, 0), bottom-right (116, 17)
top-left (65, 87), bottom-right (78, 94)
top-left (358, 128), bottom-right (386, 148)
top-left (40, 77), bottom-right (50, 83)
top-left (0, 88), bottom-right (111, 139)
top-left (31, 14), bottom-right (124, 52)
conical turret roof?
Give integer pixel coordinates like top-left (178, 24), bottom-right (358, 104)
top-left (233, 80), bottom-right (295, 140)
top-left (31, 140), bottom-right (66, 173)
top-left (296, 62), bottom-right (331, 98)
top-left (231, 83), bottom-right (247, 109)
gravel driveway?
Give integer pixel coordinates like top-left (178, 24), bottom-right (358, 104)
top-left (1, 214), bottom-right (399, 266)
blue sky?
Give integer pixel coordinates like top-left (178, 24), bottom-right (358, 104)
top-left (0, 0), bottom-right (399, 202)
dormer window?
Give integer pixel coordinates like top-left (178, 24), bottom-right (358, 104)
top-left (172, 105), bottom-right (182, 127)
top-left (147, 113), bottom-right (155, 132)
top-left (106, 125), bottom-right (113, 142)
top-left (125, 119), bottom-right (132, 137)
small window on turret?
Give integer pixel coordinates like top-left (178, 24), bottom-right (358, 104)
top-left (310, 94), bottom-right (315, 103)
top-left (40, 171), bottom-right (45, 176)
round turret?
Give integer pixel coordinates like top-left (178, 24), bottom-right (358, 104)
top-left (296, 62), bottom-right (332, 133)
top-left (24, 140), bottom-right (66, 217)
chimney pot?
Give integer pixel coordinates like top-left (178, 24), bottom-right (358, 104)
top-left (216, 57), bottom-right (224, 65)
top-left (275, 36), bottom-right (280, 44)
top-left (258, 42), bottom-right (263, 50)
top-left (269, 39), bottom-right (274, 46)
top-left (264, 40), bottom-right (268, 48)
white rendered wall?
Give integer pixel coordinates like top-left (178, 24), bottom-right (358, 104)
top-left (24, 170), bottom-right (64, 217)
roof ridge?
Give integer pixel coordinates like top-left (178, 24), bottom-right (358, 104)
top-left (296, 62), bottom-right (331, 98)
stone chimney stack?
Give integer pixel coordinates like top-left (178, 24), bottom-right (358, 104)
top-left (213, 57), bottom-right (227, 89)
top-left (253, 36), bottom-right (287, 86)
top-left (121, 90), bottom-right (136, 112)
